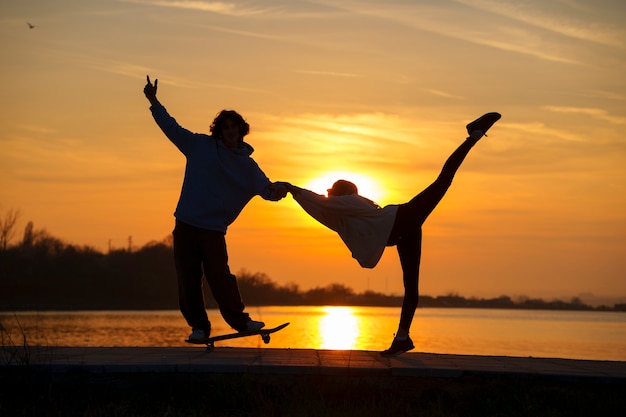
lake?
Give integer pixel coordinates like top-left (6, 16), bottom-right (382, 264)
top-left (2, 306), bottom-right (625, 361)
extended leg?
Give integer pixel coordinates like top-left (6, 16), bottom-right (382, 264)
top-left (382, 113), bottom-right (500, 356)
top-left (382, 138), bottom-right (474, 357)
top-left (394, 111), bottom-right (501, 229)
top-left (407, 136), bottom-right (478, 224)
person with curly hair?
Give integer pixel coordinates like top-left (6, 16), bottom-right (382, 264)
top-left (144, 75), bottom-right (287, 342)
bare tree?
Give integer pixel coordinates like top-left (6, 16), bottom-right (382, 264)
top-left (0, 208), bottom-right (20, 250)
top-left (23, 221), bottom-right (34, 247)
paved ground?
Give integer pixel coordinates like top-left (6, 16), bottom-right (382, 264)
top-left (4, 346), bottom-right (626, 381)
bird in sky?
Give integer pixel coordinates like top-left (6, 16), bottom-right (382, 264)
top-left (27, 22), bottom-right (35, 29)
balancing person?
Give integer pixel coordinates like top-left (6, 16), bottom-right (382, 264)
top-left (284, 112), bottom-right (501, 356)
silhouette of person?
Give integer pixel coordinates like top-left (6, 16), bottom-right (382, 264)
top-left (144, 75), bottom-right (288, 342)
top-left (284, 112), bottom-right (501, 356)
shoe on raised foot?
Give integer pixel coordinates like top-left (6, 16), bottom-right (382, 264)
top-left (466, 112), bottom-right (501, 139)
top-left (187, 328), bottom-right (210, 343)
top-left (241, 320), bottom-right (265, 332)
top-left (380, 336), bottom-right (415, 357)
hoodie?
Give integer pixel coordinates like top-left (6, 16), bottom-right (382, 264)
top-left (293, 188), bottom-right (399, 268)
top-left (150, 102), bottom-right (279, 233)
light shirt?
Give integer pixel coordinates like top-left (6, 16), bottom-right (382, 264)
top-left (293, 189), bottom-right (399, 268)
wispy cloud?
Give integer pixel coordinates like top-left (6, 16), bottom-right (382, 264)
top-left (294, 69), bottom-right (360, 78)
top-left (16, 124), bottom-right (58, 135)
top-left (426, 89), bottom-right (465, 100)
top-left (309, 0), bottom-right (584, 64)
top-left (4, 135), bottom-right (180, 186)
top-left (193, 24), bottom-right (286, 41)
top-left (99, 62), bottom-right (159, 81)
top-left (544, 106), bottom-right (626, 125)
top-left (584, 90), bottom-right (626, 101)
top-left (503, 121), bottom-right (586, 142)
top-left (122, 0), bottom-right (276, 16)
top-left (72, 57), bottom-right (269, 93)
top-left (454, 0), bottom-right (625, 48)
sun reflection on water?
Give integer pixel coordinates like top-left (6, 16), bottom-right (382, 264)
top-left (318, 306), bottom-right (360, 350)
top-left (4, 308), bottom-right (624, 360)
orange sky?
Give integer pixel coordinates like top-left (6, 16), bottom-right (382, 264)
top-left (1, 0), bottom-right (625, 304)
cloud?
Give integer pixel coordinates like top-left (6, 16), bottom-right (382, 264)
top-left (309, 0), bottom-right (584, 64)
top-left (16, 124), bottom-right (58, 135)
top-left (470, 36), bottom-right (580, 65)
top-left (585, 90), bottom-right (626, 101)
top-left (122, 0), bottom-right (275, 16)
top-left (98, 62), bottom-right (164, 82)
top-left (2, 134), bottom-right (179, 187)
top-left (192, 24), bottom-right (287, 41)
top-left (544, 106), bottom-right (626, 125)
top-left (453, 0), bottom-right (625, 48)
top-left (426, 89), bottom-right (466, 100)
top-left (73, 58), bottom-right (269, 93)
top-left (293, 69), bottom-right (361, 78)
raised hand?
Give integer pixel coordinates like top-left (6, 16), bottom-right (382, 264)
top-left (144, 75), bottom-right (159, 105)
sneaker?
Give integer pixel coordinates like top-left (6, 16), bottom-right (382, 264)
top-left (242, 320), bottom-right (265, 332)
top-left (380, 336), bottom-right (415, 357)
top-left (466, 112), bottom-right (501, 139)
top-left (187, 329), bottom-right (210, 343)
top-left (233, 319), bottom-right (266, 333)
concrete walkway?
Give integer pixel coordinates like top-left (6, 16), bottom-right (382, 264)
top-left (4, 346), bottom-right (626, 382)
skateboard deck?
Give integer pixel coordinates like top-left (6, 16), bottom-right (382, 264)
top-left (186, 322), bottom-right (289, 351)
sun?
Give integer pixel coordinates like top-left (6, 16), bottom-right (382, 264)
top-left (303, 171), bottom-right (385, 204)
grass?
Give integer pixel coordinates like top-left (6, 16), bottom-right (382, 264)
top-left (0, 313), bottom-right (31, 366)
top-left (1, 369), bottom-right (624, 417)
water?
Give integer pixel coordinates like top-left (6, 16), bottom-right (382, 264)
top-left (2, 307), bottom-right (625, 361)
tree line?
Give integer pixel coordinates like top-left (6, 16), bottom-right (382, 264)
top-left (1, 210), bottom-right (624, 311)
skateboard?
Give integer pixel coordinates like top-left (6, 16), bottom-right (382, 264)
top-left (186, 322), bottom-right (289, 351)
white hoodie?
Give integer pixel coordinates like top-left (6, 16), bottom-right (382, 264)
top-left (293, 189), bottom-right (398, 268)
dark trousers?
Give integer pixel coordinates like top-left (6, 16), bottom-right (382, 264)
top-left (387, 137), bottom-right (478, 331)
top-left (172, 221), bottom-right (249, 332)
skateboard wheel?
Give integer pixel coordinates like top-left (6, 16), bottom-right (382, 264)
top-left (262, 334), bottom-right (270, 344)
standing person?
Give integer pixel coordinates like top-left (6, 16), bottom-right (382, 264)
top-left (284, 112), bottom-right (501, 356)
top-left (143, 75), bottom-right (287, 342)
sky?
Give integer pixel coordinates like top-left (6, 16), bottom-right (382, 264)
top-left (1, 0), bottom-right (625, 305)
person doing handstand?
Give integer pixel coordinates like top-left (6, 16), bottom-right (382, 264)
top-left (284, 112), bottom-right (501, 356)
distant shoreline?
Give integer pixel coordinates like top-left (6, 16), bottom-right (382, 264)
top-left (2, 302), bottom-right (625, 313)
top-left (2, 237), bottom-right (625, 312)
